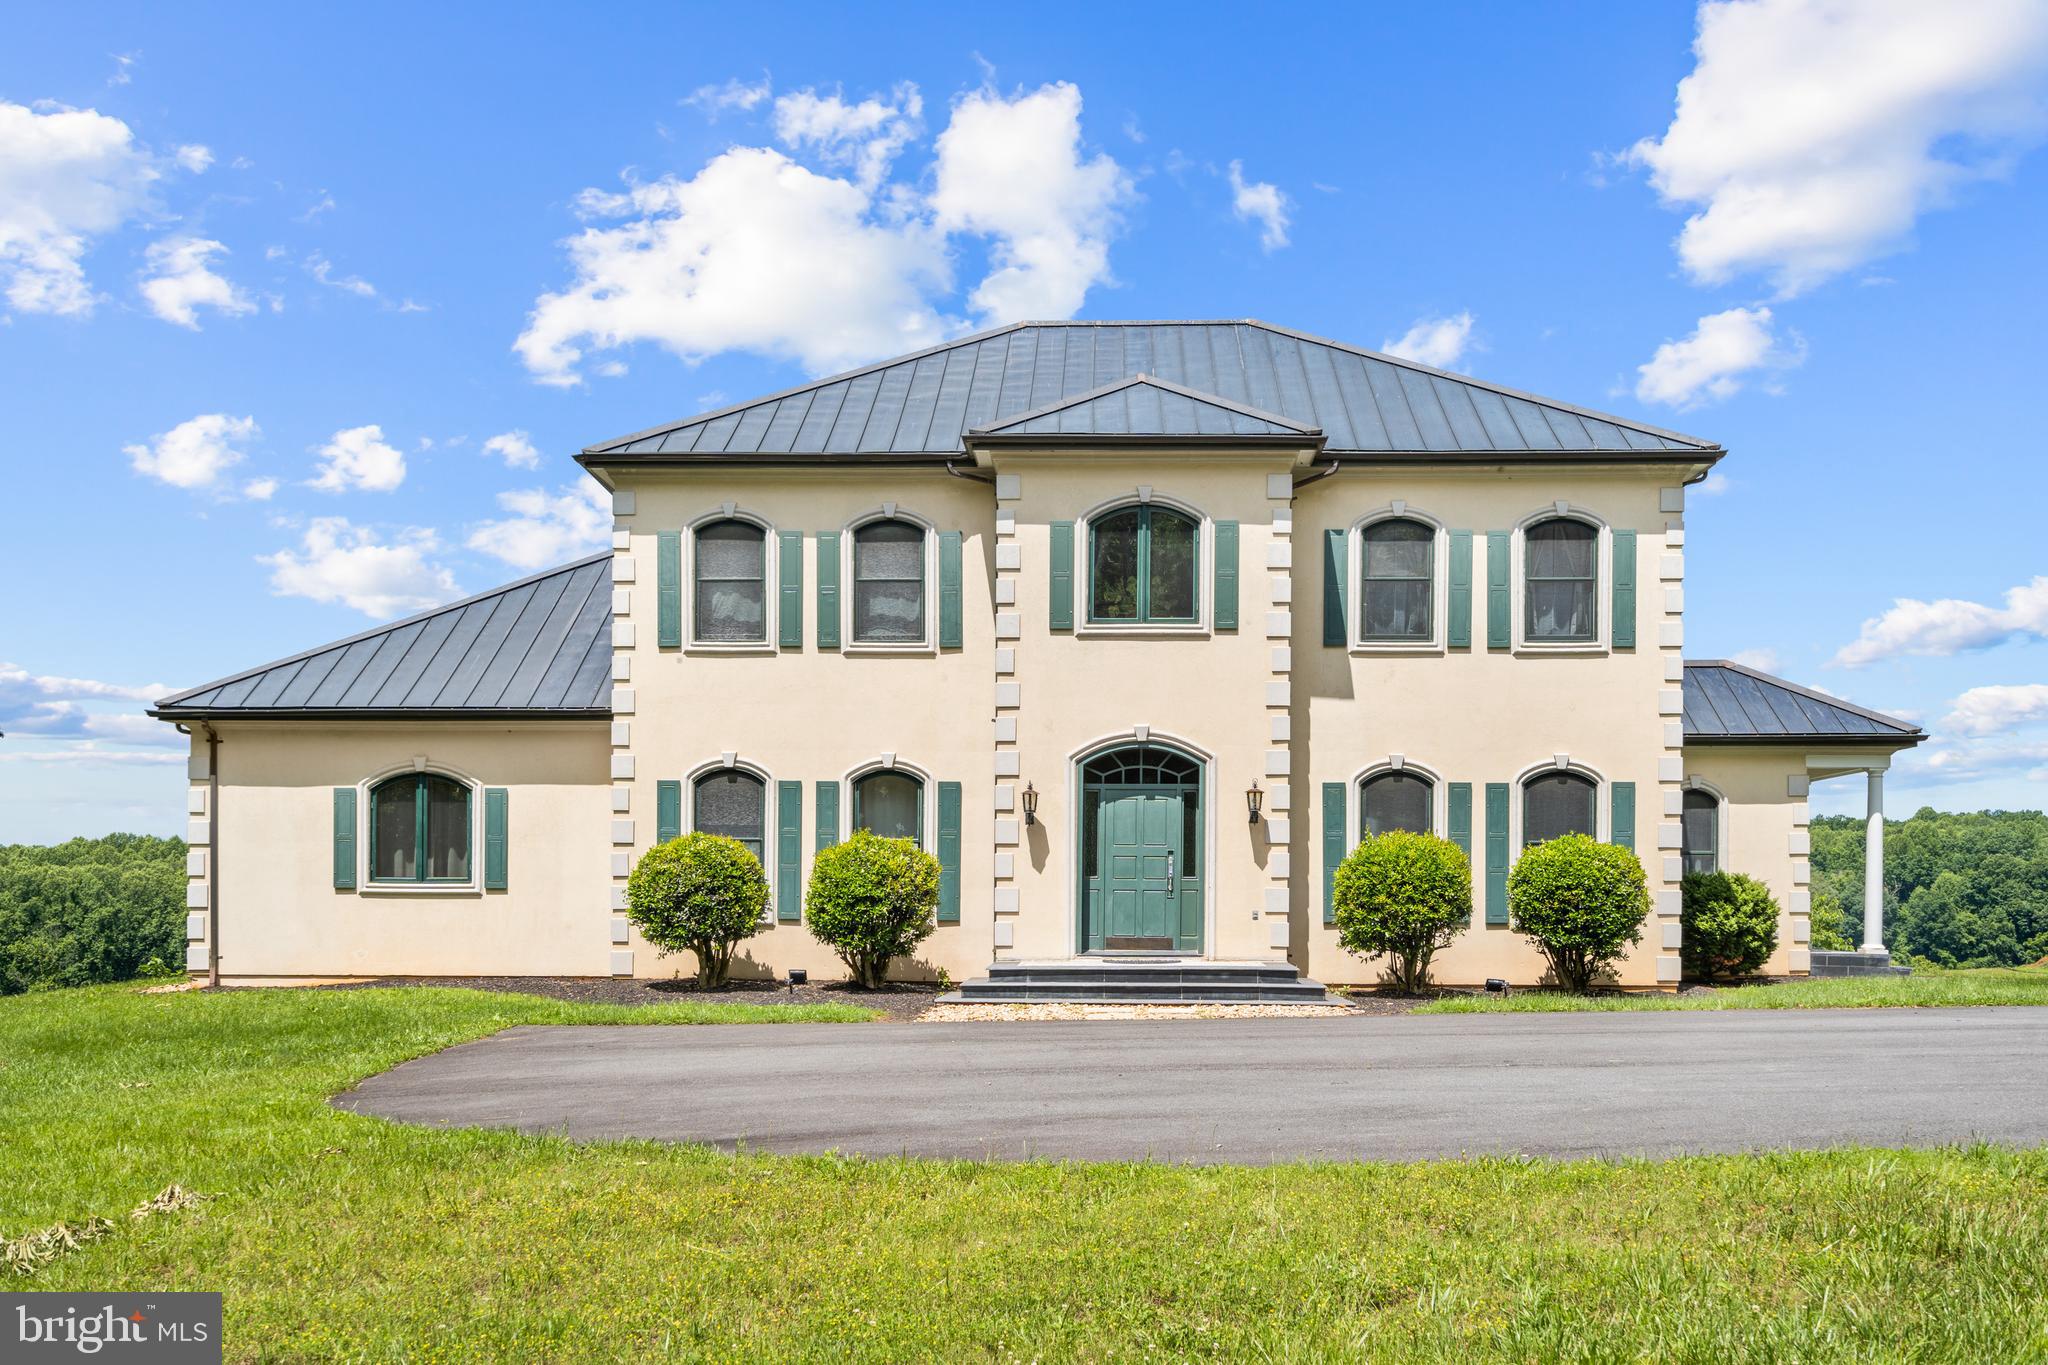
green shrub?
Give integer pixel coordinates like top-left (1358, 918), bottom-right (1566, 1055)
top-left (1332, 831), bottom-right (1471, 994)
top-left (624, 832), bottom-right (768, 987)
top-left (805, 831), bottom-right (940, 988)
top-left (1507, 834), bottom-right (1650, 991)
top-left (1681, 872), bottom-right (1781, 981)
top-left (0, 835), bottom-right (186, 995)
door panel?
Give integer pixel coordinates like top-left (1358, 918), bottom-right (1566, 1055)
top-left (1096, 788), bottom-right (1183, 948)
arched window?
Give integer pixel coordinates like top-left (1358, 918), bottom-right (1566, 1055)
top-left (694, 519), bottom-right (767, 643)
top-left (1089, 505), bottom-right (1198, 624)
top-left (1522, 769), bottom-right (1596, 847)
top-left (694, 769), bottom-right (766, 864)
top-left (1360, 518), bottom-right (1433, 642)
top-left (853, 770), bottom-right (923, 845)
top-left (1682, 789), bottom-right (1720, 874)
top-left (852, 519), bottom-right (926, 644)
top-left (1525, 518), bottom-right (1597, 642)
top-left (1361, 770), bottom-right (1433, 837)
top-left (370, 773), bottom-right (470, 883)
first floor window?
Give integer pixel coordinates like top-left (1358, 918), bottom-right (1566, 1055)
top-left (370, 773), bottom-right (471, 882)
top-left (695, 519), bottom-right (767, 642)
top-left (1522, 770), bottom-right (1596, 847)
top-left (1361, 771), bottom-right (1433, 837)
top-left (853, 771), bottom-right (923, 845)
top-left (695, 769), bottom-right (766, 864)
top-left (852, 519), bottom-right (926, 643)
top-left (1360, 518), bottom-right (1434, 641)
top-left (1525, 517), bottom-right (1597, 642)
top-left (1682, 789), bottom-right (1719, 874)
top-left (1089, 505), bottom-right (1198, 623)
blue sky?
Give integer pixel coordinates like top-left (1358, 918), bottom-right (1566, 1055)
top-left (4, 0), bottom-right (2047, 842)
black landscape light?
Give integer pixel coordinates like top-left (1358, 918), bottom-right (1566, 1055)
top-left (1484, 978), bottom-right (1509, 995)
top-left (1246, 782), bottom-right (1263, 824)
top-left (1022, 781), bottom-right (1039, 826)
top-left (787, 968), bottom-right (807, 995)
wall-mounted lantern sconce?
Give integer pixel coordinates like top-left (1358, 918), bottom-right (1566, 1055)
top-left (1022, 781), bottom-right (1039, 826)
top-left (1246, 782), bottom-right (1263, 824)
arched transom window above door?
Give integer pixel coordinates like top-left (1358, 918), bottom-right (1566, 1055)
top-left (1089, 505), bottom-right (1199, 625)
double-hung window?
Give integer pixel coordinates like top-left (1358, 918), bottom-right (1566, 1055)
top-left (851, 519), bottom-right (926, 644)
top-left (694, 769), bottom-right (766, 865)
top-left (852, 770), bottom-right (923, 845)
top-left (1521, 770), bottom-right (1597, 847)
top-left (1360, 518), bottom-right (1434, 642)
top-left (694, 520), bottom-right (767, 643)
top-left (1681, 790), bottom-right (1719, 874)
top-left (1360, 770), bottom-right (1433, 837)
top-left (1524, 518), bottom-right (1598, 643)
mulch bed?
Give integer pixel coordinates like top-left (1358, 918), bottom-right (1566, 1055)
top-left (314, 976), bottom-right (940, 1022)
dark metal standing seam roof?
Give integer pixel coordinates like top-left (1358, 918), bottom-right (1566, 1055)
top-left (151, 555), bottom-right (614, 718)
top-left (582, 320), bottom-right (1719, 460)
top-left (1682, 660), bottom-right (1924, 746)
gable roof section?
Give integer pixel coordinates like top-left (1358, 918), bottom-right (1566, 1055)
top-left (152, 555), bottom-right (614, 718)
top-left (1682, 660), bottom-right (1923, 747)
top-left (972, 373), bottom-right (1320, 440)
top-left (583, 320), bottom-right (1717, 462)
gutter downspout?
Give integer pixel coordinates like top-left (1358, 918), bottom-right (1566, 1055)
top-left (176, 720), bottom-right (222, 988)
top-left (944, 460), bottom-right (997, 484)
top-left (1291, 460), bottom-right (1341, 492)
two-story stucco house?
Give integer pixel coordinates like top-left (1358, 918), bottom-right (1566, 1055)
top-left (152, 320), bottom-right (1922, 997)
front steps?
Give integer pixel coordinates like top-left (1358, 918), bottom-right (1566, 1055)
top-left (943, 958), bottom-right (1338, 1005)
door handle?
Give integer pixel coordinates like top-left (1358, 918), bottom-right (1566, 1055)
top-left (1166, 851), bottom-right (1176, 896)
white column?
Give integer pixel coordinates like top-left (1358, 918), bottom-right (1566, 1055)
top-left (1862, 768), bottom-right (1886, 954)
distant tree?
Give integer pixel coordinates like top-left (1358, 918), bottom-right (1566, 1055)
top-left (1808, 890), bottom-right (1855, 952)
top-left (1812, 809), bottom-right (2048, 967)
top-left (0, 835), bottom-right (186, 994)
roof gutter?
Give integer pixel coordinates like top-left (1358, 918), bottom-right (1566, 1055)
top-left (174, 720), bottom-right (220, 989)
top-left (944, 460), bottom-right (996, 484)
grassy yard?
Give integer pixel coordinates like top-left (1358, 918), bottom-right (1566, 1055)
top-left (5, 985), bottom-right (2048, 1361)
top-left (1415, 962), bottom-right (2048, 1013)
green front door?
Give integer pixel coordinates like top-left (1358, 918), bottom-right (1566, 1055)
top-left (1084, 786), bottom-right (1200, 952)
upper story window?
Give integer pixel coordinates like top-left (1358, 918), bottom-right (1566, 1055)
top-left (695, 519), bottom-right (767, 643)
top-left (1681, 789), bottom-right (1719, 874)
top-left (853, 770), bottom-right (923, 845)
top-left (852, 519), bottom-right (926, 645)
top-left (1090, 505), bottom-right (1198, 625)
top-left (1524, 518), bottom-right (1597, 643)
top-left (694, 769), bottom-right (765, 865)
top-left (1360, 518), bottom-right (1434, 642)
top-left (1361, 770), bottom-right (1433, 837)
top-left (1522, 769), bottom-right (1597, 847)
top-left (370, 773), bottom-right (470, 883)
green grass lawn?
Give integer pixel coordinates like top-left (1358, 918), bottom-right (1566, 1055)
top-left (6, 985), bottom-right (2048, 1361)
top-left (1415, 962), bottom-right (2048, 1013)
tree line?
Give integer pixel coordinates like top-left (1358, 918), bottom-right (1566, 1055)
top-left (0, 834), bottom-right (185, 994)
top-left (1811, 808), bottom-right (2048, 969)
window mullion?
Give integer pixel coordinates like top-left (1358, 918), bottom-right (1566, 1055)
top-left (413, 779), bottom-right (428, 883)
top-left (1135, 507), bottom-right (1151, 621)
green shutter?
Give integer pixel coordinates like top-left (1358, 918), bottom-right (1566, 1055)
top-left (776, 780), bottom-right (802, 920)
top-left (332, 787), bottom-right (357, 890)
top-left (1448, 530), bottom-right (1473, 649)
top-left (1611, 781), bottom-right (1637, 851)
top-left (815, 531), bottom-right (840, 650)
top-left (1447, 783), bottom-right (1473, 922)
top-left (1049, 520), bottom-right (1074, 632)
top-left (1323, 529), bottom-right (1347, 646)
top-left (815, 781), bottom-right (839, 853)
top-left (1213, 520), bottom-right (1239, 631)
top-left (939, 530), bottom-right (963, 649)
top-left (1322, 781), bottom-right (1346, 924)
top-left (1486, 531), bottom-right (1511, 650)
top-left (1611, 528), bottom-right (1636, 650)
top-left (1484, 783), bottom-right (1510, 925)
top-left (656, 780), bottom-right (681, 844)
top-left (483, 787), bottom-right (508, 890)
top-left (657, 531), bottom-right (681, 649)
top-left (778, 531), bottom-right (803, 648)
top-left (936, 781), bottom-right (962, 923)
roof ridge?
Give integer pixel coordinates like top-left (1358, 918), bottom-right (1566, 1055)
top-left (971, 371), bottom-right (1321, 435)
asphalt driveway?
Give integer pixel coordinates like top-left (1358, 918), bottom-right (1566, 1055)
top-left (333, 1007), bottom-right (2048, 1164)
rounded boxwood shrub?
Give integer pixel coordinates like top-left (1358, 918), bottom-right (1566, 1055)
top-left (1332, 830), bottom-right (1472, 994)
top-left (1507, 833), bottom-right (1650, 991)
top-left (805, 830), bottom-right (940, 988)
top-left (1681, 871), bottom-right (1780, 981)
top-left (625, 831), bottom-right (768, 987)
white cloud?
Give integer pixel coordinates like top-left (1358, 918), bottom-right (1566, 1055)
top-left (1943, 683), bottom-right (2048, 736)
top-left (1625, 0), bottom-right (2048, 295)
top-left (241, 476), bottom-right (278, 501)
top-left (173, 143), bottom-right (213, 173)
top-left (773, 83), bottom-right (922, 190)
top-left (138, 235), bottom-right (253, 328)
top-left (1382, 312), bottom-right (1476, 371)
top-left (481, 430), bottom-right (541, 469)
top-left (1833, 576), bottom-right (2048, 667)
top-left (465, 481), bottom-right (611, 570)
top-left (124, 413), bottom-right (259, 490)
top-left (1729, 647), bottom-right (1782, 672)
top-left (930, 82), bottom-right (1134, 325)
top-left (261, 519), bottom-right (459, 618)
top-left (1634, 305), bottom-right (1804, 407)
top-left (1226, 160), bottom-right (1291, 251)
top-left (1693, 471), bottom-right (1734, 495)
top-left (305, 252), bottom-right (377, 298)
top-left (0, 745), bottom-right (185, 765)
top-left (0, 661), bottom-right (177, 748)
top-left (686, 76), bottom-right (772, 115)
top-left (0, 99), bottom-right (158, 316)
top-left (107, 53), bottom-right (138, 87)
top-left (309, 424), bottom-right (406, 493)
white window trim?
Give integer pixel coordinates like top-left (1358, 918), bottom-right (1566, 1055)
top-left (1681, 776), bottom-right (1727, 874)
top-left (1512, 757), bottom-right (1607, 849)
top-left (1511, 506), bottom-right (1610, 656)
top-left (685, 508), bottom-right (779, 654)
top-left (1348, 506), bottom-right (1449, 655)
top-left (1073, 491), bottom-right (1213, 638)
top-left (1351, 758), bottom-right (1446, 839)
top-left (354, 759), bottom-right (483, 896)
top-left (838, 755), bottom-right (936, 847)
top-left (684, 757), bottom-right (779, 919)
top-left (841, 508), bottom-right (939, 655)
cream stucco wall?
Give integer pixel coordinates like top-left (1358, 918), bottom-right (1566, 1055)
top-left (195, 720), bottom-right (611, 978)
top-left (1682, 747), bottom-right (1817, 976)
